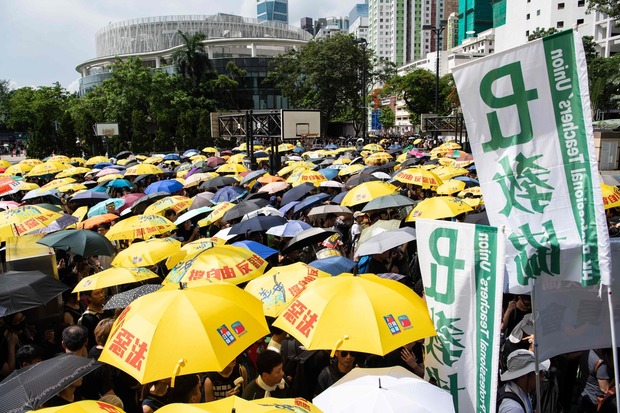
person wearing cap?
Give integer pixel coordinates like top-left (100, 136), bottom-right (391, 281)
top-left (349, 211), bottom-right (366, 259)
top-left (501, 314), bottom-right (535, 371)
top-left (498, 349), bottom-right (550, 413)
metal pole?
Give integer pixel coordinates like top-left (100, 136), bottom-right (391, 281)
top-left (362, 42), bottom-right (367, 144)
top-left (435, 30), bottom-right (440, 114)
top-left (606, 286), bottom-right (620, 413)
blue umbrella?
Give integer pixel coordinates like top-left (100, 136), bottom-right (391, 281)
top-left (144, 179), bottom-right (183, 195)
top-left (93, 162), bottom-right (113, 169)
top-left (453, 176), bottom-right (480, 187)
top-left (266, 220), bottom-right (312, 237)
top-left (211, 186), bottom-right (246, 204)
top-left (29, 214), bottom-right (79, 234)
top-left (232, 240), bottom-right (278, 260)
top-left (279, 201), bottom-right (299, 217)
top-left (183, 149), bottom-right (201, 157)
top-left (308, 256), bottom-right (356, 276)
top-left (325, 144), bottom-right (338, 150)
top-left (87, 198), bottom-right (125, 218)
top-left (105, 179), bottom-right (133, 189)
top-left (281, 182), bottom-right (314, 206)
top-left (331, 191), bottom-right (348, 205)
top-left (317, 168), bottom-right (338, 180)
top-left (293, 193), bottom-right (331, 214)
top-left (163, 153), bottom-right (181, 161)
top-left (293, 146), bottom-right (305, 153)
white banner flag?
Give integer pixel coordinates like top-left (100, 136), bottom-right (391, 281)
top-left (417, 219), bottom-right (504, 413)
top-left (534, 239), bottom-right (620, 361)
top-left (453, 29), bottom-right (611, 293)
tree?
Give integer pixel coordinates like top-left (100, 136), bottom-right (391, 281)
top-left (588, 54), bottom-right (620, 116)
top-left (587, 0), bottom-right (620, 18)
top-left (384, 69), bottom-right (435, 125)
top-left (173, 31), bottom-right (211, 91)
top-left (378, 106), bottom-right (395, 131)
top-left (527, 27), bottom-right (558, 42)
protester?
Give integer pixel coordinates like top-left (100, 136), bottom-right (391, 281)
top-left (315, 350), bottom-right (357, 396)
top-left (241, 350), bottom-right (289, 400)
top-left (498, 350), bottom-right (550, 413)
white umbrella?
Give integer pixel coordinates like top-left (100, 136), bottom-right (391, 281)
top-left (242, 206), bottom-right (284, 220)
top-left (313, 366), bottom-right (455, 413)
top-left (320, 180), bottom-right (345, 188)
top-left (354, 227), bottom-right (416, 259)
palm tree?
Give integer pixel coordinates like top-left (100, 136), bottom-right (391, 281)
top-left (173, 31), bottom-right (211, 88)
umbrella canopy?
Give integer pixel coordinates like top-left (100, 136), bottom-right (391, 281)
top-left (222, 199), bottom-right (269, 222)
top-left (211, 186), bottom-right (246, 204)
top-left (308, 256), bottom-right (357, 276)
top-left (37, 229), bottom-right (116, 257)
top-left (72, 267), bottom-right (159, 293)
top-left (165, 238), bottom-right (222, 269)
top-left (313, 366), bottom-right (455, 413)
top-left (0, 353), bottom-right (101, 413)
top-left (104, 284), bottom-right (162, 310)
top-left (216, 163), bottom-right (248, 175)
top-left (112, 237), bottom-right (182, 267)
top-left (0, 176), bottom-right (20, 196)
top-left (76, 213), bottom-right (119, 230)
top-left (189, 192), bottom-right (215, 210)
top-left (436, 179), bottom-right (467, 195)
top-left (145, 179), bottom-right (183, 195)
top-left (282, 228), bottom-right (336, 254)
top-left (290, 170), bottom-right (328, 187)
top-left (361, 194), bottom-right (417, 212)
top-left (71, 190), bottom-right (111, 207)
top-left (164, 245), bottom-right (267, 285)
top-left (453, 175), bottom-right (480, 187)
top-left (405, 197), bottom-right (473, 222)
top-left (200, 176), bottom-right (238, 191)
top-left (239, 170), bottom-right (268, 186)
top-left (26, 214), bottom-right (79, 235)
top-left (393, 168), bottom-right (443, 189)
top-left (35, 400), bottom-right (126, 413)
top-left (229, 215), bottom-right (287, 235)
top-left (87, 198), bottom-right (125, 218)
top-left (364, 152), bottom-right (393, 166)
top-left (0, 206), bottom-right (63, 240)
top-left (245, 263), bottom-right (331, 317)
top-left (340, 182), bottom-right (398, 207)
top-left (266, 220), bottom-right (312, 237)
top-left (307, 205), bottom-right (353, 220)
top-left (317, 168), bottom-right (339, 180)
top-left (457, 186), bottom-right (483, 198)
top-left (98, 282), bottom-right (269, 384)
top-left (105, 214), bottom-right (176, 241)
top-left (231, 240), bottom-right (278, 260)
top-left (281, 182), bottom-right (315, 206)
top-left (143, 196), bottom-right (193, 216)
top-left (354, 228), bottom-right (416, 258)
top-left (0, 270), bottom-right (69, 316)
top-left (174, 206), bottom-right (213, 226)
top-left (293, 193), bottom-right (331, 215)
top-left (602, 183), bottom-right (620, 209)
top-left (257, 181), bottom-right (289, 194)
top-left (274, 274), bottom-right (436, 356)
top-left (197, 202), bottom-right (235, 226)
top-left (125, 164), bottom-right (163, 176)
top-left (129, 192), bottom-right (169, 215)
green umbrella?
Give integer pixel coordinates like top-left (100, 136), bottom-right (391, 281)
top-left (37, 229), bottom-right (116, 257)
top-left (361, 194), bottom-right (418, 212)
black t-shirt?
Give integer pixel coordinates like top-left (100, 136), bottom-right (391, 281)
top-left (205, 367), bottom-right (244, 400)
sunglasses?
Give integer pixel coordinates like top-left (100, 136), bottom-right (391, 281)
top-left (339, 351), bottom-right (357, 358)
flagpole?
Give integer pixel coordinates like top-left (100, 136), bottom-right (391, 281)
top-left (606, 285), bottom-right (620, 413)
top-left (531, 281), bottom-right (543, 413)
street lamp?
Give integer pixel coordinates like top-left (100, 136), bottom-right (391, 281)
top-left (423, 21), bottom-right (447, 115)
top-left (353, 38), bottom-right (368, 143)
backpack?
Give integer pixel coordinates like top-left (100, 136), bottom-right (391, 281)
top-left (281, 340), bottom-right (329, 400)
top-left (357, 255), bottom-right (370, 274)
top-left (497, 386), bottom-right (526, 412)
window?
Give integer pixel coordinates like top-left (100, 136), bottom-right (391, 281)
top-left (537, 9), bottom-right (540, 15)
top-left (558, 3), bottom-right (564, 9)
top-left (578, 0), bottom-right (585, 6)
top-left (577, 18), bottom-right (584, 25)
top-left (557, 21), bottom-right (564, 28)
top-left (526, 13), bottom-right (530, 19)
top-left (526, 30), bottom-right (530, 37)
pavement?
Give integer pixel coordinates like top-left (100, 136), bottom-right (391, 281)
top-left (1, 154), bottom-right (27, 164)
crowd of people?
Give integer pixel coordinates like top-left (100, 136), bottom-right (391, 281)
top-left (0, 139), bottom-right (618, 412)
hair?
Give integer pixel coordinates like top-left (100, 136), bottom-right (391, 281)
top-left (16, 344), bottom-right (43, 367)
top-left (99, 394), bottom-right (124, 409)
top-left (257, 349), bottom-right (283, 376)
top-left (164, 209), bottom-right (176, 220)
top-left (325, 213), bottom-right (337, 221)
top-left (265, 317), bottom-right (284, 336)
top-left (62, 324), bottom-right (88, 352)
top-left (97, 222), bottom-right (111, 230)
top-left (166, 374), bottom-right (200, 403)
top-left (94, 318), bottom-right (115, 346)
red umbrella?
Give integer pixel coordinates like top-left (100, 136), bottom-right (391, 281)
top-left (207, 156), bottom-right (226, 168)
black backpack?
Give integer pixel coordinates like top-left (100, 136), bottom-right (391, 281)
top-left (281, 340), bottom-right (329, 400)
top-left (497, 386), bottom-right (526, 412)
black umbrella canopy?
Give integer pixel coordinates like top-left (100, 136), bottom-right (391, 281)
top-left (229, 215), bottom-right (288, 235)
top-left (130, 192), bottom-right (170, 214)
top-left (37, 229), bottom-right (116, 257)
top-left (293, 193), bottom-right (331, 215)
top-left (0, 353), bottom-right (100, 413)
top-left (222, 198), bottom-right (270, 222)
top-left (104, 284), bottom-right (162, 310)
top-left (115, 150), bottom-right (133, 159)
top-left (345, 173), bottom-right (380, 187)
top-left (280, 182), bottom-right (315, 206)
top-left (282, 227), bottom-right (336, 254)
top-left (199, 176), bottom-right (238, 191)
top-left (70, 191), bottom-right (111, 207)
top-left (0, 271), bottom-right (69, 316)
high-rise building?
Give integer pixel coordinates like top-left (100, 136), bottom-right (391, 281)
top-left (257, 0), bottom-right (288, 24)
top-left (349, 3), bottom-right (369, 27)
top-left (445, 12), bottom-right (459, 49)
top-left (301, 17), bottom-right (314, 35)
top-left (457, 0), bottom-right (493, 45)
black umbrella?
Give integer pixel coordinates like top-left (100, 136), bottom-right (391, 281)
top-left (130, 192), bottom-right (170, 214)
top-left (346, 173), bottom-right (380, 187)
top-left (104, 284), bottom-right (162, 310)
top-left (222, 198), bottom-right (270, 222)
top-left (280, 182), bottom-right (315, 206)
top-left (282, 227), bottom-right (336, 254)
top-left (115, 151), bottom-right (133, 159)
top-left (332, 191), bottom-right (348, 205)
top-left (0, 353), bottom-right (100, 413)
top-left (229, 215), bottom-right (288, 235)
top-left (293, 193), bottom-right (331, 215)
top-left (37, 229), bottom-right (116, 257)
top-left (199, 176), bottom-right (238, 191)
top-left (70, 191), bottom-right (110, 207)
top-left (464, 209), bottom-right (489, 225)
top-left (0, 271), bottom-right (69, 316)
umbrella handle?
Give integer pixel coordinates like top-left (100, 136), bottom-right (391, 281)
top-left (170, 359), bottom-right (186, 388)
top-left (330, 335), bottom-right (349, 358)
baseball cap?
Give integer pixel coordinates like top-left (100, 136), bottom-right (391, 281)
top-left (353, 211), bottom-right (366, 218)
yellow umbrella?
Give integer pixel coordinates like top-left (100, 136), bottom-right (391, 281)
top-left (85, 156), bottom-right (110, 166)
top-left (5, 163), bottom-right (33, 175)
top-left (340, 181), bottom-right (398, 207)
top-left (395, 153), bottom-right (408, 163)
top-left (438, 158), bottom-right (456, 167)
top-left (58, 183), bottom-right (87, 193)
top-left (165, 238), bottom-right (220, 269)
top-left (363, 143), bottom-right (384, 152)
top-left (226, 153), bottom-right (247, 164)
top-left (217, 163), bottom-right (248, 175)
top-left (458, 186), bottom-right (483, 198)
top-left (70, 157), bottom-right (87, 166)
top-left (72, 267), bottom-right (159, 293)
top-left (304, 150), bottom-right (327, 159)
top-left (278, 143), bottom-right (295, 152)
top-left (164, 245), bottom-right (267, 285)
top-left (125, 164), bottom-right (164, 176)
top-left (143, 196), bottom-right (193, 216)
top-left (135, 155), bottom-right (148, 161)
top-left (35, 400), bottom-right (126, 413)
top-left (245, 263), bottom-right (331, 317)
top-left (16, 181), bottom-right (39, 191)
top-left (332, 157), bottom-right (352, 165)
top-left (433, 166), bottom-right (469, 181)
top-left (19, 158), bottom-right (43, 166)
top-left (99, 282), bottom-right (269, 384)
top-left (97, 174), bottom-right (125, 184)
top-left (40, 177), bottom-right (77, 191)
top-left (105, 214), bottom-right (176, 241)
top-left (0, 205), bottom-right (63, 240)
top-left (405, 196), bottom-right (473, 222)
top-left (48, 155), bottom-right (71, 164)
top-left (56, 166), bottom-right (92, 178)
top-left (183, 172), bottom-right (219, 188)
top-left (602, 183), bottom-right (620, 209)
top-left (0, 160), bottom-right (11, 169)
top-left (191, 154), bottom-right (207, 163)
top-left (198, 202), bottom-right (235, 227)
top-left (143, 156), bottom-right (164, 165)
top-left (112, 237), bottom-right (182, 267)
top-left (158, 397), bottom-right (270, 413)
top-left (202, 146), bottom-right (218, 153)
top-left (438, 141), bottom-right (462, 150)
top-left (413, 137), bottom-right (424, 145)
top-left (291, 170), bottom-right (327, 187)
top-left (338, 164), bottom-right (365, 177)
top-left (254, 398), bottom-right (322, 413)
top-left (462, 197), bottom-right (482, 209)
top-left (393, 168), bottom-right (443, 189)
top-left (364, 152), bottom-right (393, 166)
top-left (435, 179), bottom-right (466, 195)
top-left (26, 162), bottom-right (67, 177)
top-left (274, 274), bottom-right (436, 356)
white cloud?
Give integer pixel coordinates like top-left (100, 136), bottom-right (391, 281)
top-left (66, 78), bottom-right (81, 94)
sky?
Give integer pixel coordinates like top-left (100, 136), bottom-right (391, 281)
top-left (0, 0), bottom-right (354, 92)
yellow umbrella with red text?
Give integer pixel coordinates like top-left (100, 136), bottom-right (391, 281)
top-left (602, 183), bottom-right (620, 209)
top-left (72, 267), bottom-right (159, 293)
top-left (405, 197), bottom-right (473, 222)
top-left (112, 237), bottom-right (182, 267)
top-left (393, 168), bottom-right (443, 189)
top-left (340, 181), bottom-right (398, 207)
top-left (197, 202), bottom-right (235, 227)
top-left (143, 196), bottom-right (193, 216)
top-left (0, 205), bottom-right (63, 240)
top-left (35, 400), bottom-right (126, 413)
top-left (105, 214), bottom-right (176, 241)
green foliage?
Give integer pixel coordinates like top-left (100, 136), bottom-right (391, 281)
top-left (581, 36), bottom-right (599, 64)
top-left (587, 0), bottom-right (620, 18)
top-left (173, 31), bottom-right (211, 90)
top-left (527, 27), bottom-right (558, 41)
top-left (589, 54), bottom-right (620, 115)
top-left (378, 106), bottom-right (395, 130)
